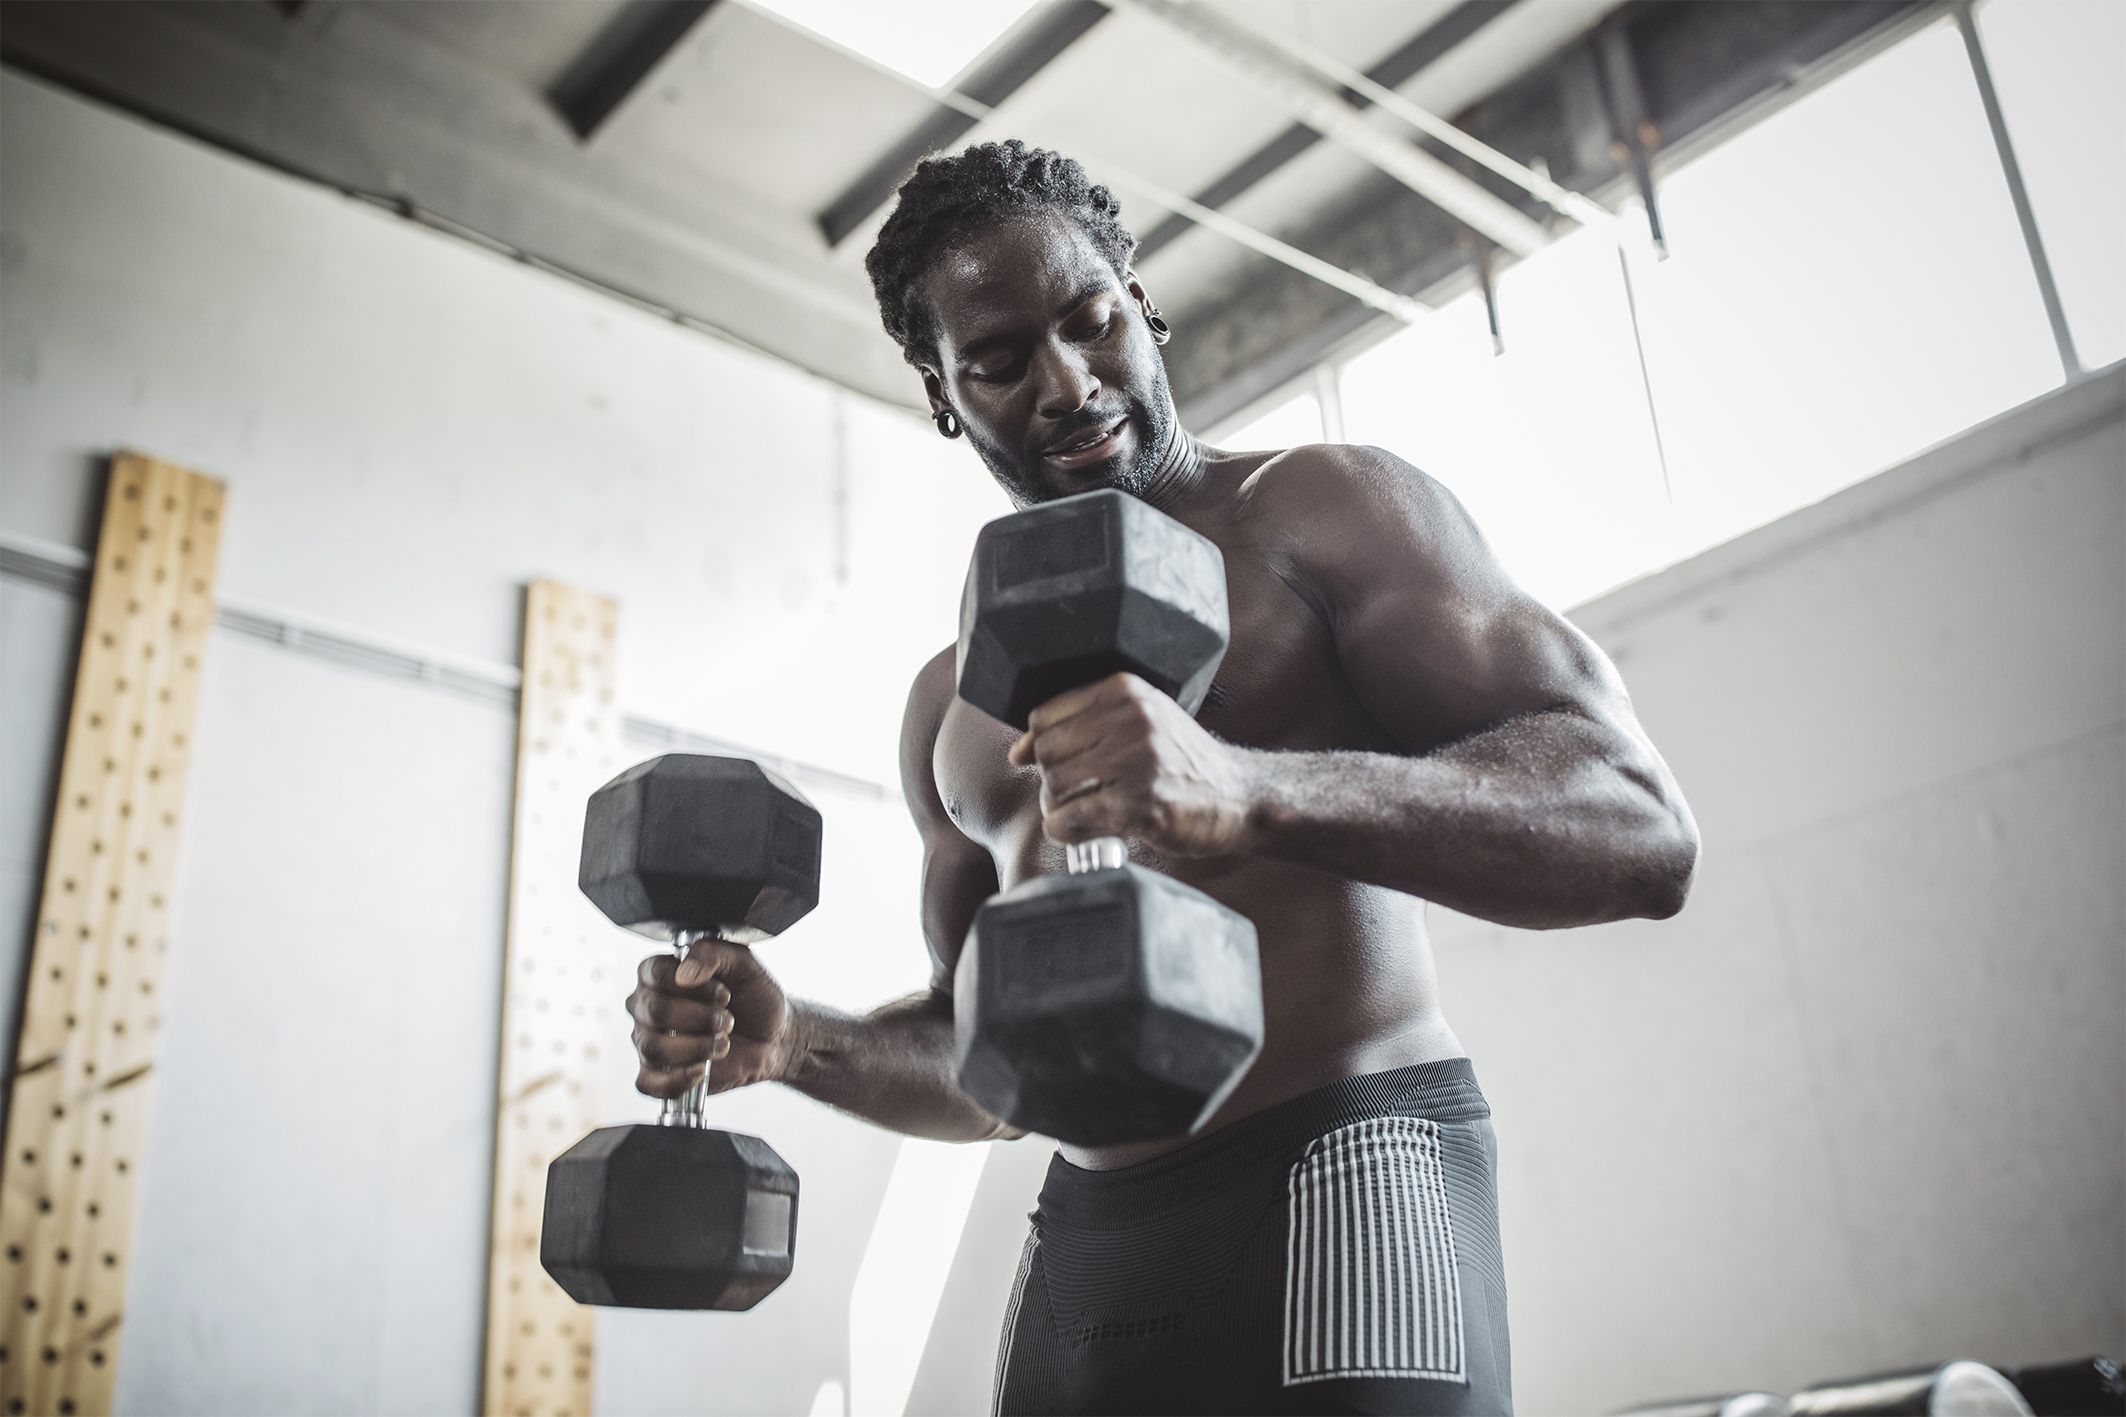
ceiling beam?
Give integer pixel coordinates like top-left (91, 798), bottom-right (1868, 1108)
top-left (547, 0), bottom-right (720, 143)
top-left (1133, 0), bottom-right (1514, 264)
top-left (0, 0), bottom-right (915, 406)
top-left (815, 0), bottom-right (1108, 248)
top-left (1116, 0), bottom-right (1551, 256)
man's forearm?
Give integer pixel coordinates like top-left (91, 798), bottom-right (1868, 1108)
top-left (780, 990), bottom-right (1023, 1143)
top-left (1236, 707), bottom-right (1697, 930)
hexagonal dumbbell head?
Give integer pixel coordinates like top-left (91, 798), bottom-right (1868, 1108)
top-left (958, 488), bottom-right (1230, 730)
top-left (542, 1126), bottom-right (798, 1310)
top-left (954, 865), bottom-right (1264, 1145)
top-left (579, 754), bottom-right (823, 943)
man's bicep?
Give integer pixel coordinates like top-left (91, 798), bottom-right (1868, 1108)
top-left (1302, 451), bottom-right (1623, 749)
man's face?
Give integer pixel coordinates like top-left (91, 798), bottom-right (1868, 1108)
top-left (920, 214), bottom-right (1174, 506)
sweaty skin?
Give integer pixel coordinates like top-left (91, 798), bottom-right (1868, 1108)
top-left (629, 213), bottom-right (1699, 1170)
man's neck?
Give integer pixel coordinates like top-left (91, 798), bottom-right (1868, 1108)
top-left (1134, 418), bottom-right (1207, 515)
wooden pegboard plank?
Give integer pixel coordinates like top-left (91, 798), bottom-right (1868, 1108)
top-left (481, 581), bottom-right (623, 1417)
top-left (1, 452), bottom-right (226, 1417)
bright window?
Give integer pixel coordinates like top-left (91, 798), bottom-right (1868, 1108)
top-left (1337, 224), bottom-right (1680, 610)
top-left (1977, 0), bottom-right (2126, 370)
top-left (1625, 16), bottom-right (2064, 560)
top-left (748, 0), bottom-right (1041, 88)
top-left (1213, 388), bottom-right (1325, 452)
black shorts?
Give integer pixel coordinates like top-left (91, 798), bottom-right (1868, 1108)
top-left (992, 1059), bottom-right (1513, 1416)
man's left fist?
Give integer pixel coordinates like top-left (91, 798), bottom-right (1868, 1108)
top-left (1007, 672), bottom-right (1258, 859)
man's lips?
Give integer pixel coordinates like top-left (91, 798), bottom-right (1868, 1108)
top-left (1042, 418), bottom-right (1129, 468)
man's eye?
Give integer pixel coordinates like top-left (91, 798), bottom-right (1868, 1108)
top-left (971, 362), bottom-right (1020, 383)
top-left (1076, 315), bottom-right (1115, 341)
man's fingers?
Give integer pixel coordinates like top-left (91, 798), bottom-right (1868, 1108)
top-left (636, 1062), bottom-right (703, 1099)
top-left (1012, 673), bottom-right (1143, 763)
top-left (634, 1026), bottom-right (719, 1069)
top-left (675, 937), bottom-right (760, 988)
top-left (1043, 790), bottom-right (1132, 845)
top-left (637, 954), bottom-right (733, 997)
top-left (628, 988), bottom-right (725, 1033)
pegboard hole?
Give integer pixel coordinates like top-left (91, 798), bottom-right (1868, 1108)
top-left (41, 1348), bottom-right (57, 1365)
top-left (17, 1150), bottom-right (31, 1165)
top-left (88, 1351), bottom-right (105, 1368)
top-left (33, 1198), bottom-right (50, 1215)
top-left (71, 1300), bottom-right (86, 1317)
top-left (4, 1245), bottom-right (20, 1263)
top-left (55, 1248), bottom-right (70, 1266)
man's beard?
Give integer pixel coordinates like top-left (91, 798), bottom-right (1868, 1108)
top-left (970, 371), bottom-right (1177, 507)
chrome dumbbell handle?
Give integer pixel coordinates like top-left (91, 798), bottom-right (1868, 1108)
top-left (657, 928), bottom-right (710, 1129)
top-left (1065, 838), bottom-right (1127, 874)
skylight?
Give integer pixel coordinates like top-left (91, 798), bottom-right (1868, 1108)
top-left (747, 0), bottom-right (1042, 89)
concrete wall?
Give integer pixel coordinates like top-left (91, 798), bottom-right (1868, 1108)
top-left (5, 62), bottom-right (2122, 1417)
top-left (1451, 369), bottom-right (2124, 1412)
top-left (0, 70), bottom-right (1011, 1417)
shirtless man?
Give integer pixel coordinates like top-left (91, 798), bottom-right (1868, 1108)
top-left (627, 141), bottom-right (1698, 1415)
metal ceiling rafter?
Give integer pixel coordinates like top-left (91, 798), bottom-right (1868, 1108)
top-left (1109, 0), bottom-right (1552, 258)
top-left (817, 0), bottom-right (1110, 248)
top-left (1194, 3), bottom-right (1614, 232)
top-left (731, 0), bottom-right (1428, 325)
top-left (548, 0), bottom-right (722, 143)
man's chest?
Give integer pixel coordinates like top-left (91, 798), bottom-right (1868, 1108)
top-left (933, 551), bottom-right (1371, 847)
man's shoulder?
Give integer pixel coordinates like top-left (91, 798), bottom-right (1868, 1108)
top-left (1233, 442), bottom-right (1463, 563)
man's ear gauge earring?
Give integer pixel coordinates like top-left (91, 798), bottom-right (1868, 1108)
top-left (934, 408), bottom-right (962, 439)
top-left (1145, 306), bottom-right (1172, 345)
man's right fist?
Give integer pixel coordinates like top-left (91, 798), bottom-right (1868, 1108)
top-left (627, 938), bottom-right (795, 1098)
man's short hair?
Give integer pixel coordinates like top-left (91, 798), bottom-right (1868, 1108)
top-left (865, 139), bottom-right (1137, 370)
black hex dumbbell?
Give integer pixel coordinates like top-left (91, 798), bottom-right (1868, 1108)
top-left (953, 489), bottom-right (1264, 1146)
top-left (541, 754), bottom-right (822, 1311)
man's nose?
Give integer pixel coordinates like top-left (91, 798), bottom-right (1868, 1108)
top-left (1032, 343), bottom-right (1099, 420)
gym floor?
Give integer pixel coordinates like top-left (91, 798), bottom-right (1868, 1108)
top-left (0, 2), bottom-right (2120, 1415)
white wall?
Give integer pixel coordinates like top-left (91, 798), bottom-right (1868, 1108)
top-left (1448, 370), bottom-right (2124, 1412)
top-left (0, 70), bottom-right (1012, 1417)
